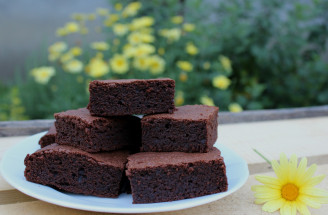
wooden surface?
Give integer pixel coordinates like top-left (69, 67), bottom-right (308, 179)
top-left (0, 117), bottom-right (328, 214)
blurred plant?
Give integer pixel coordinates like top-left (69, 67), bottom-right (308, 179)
top-left (2, 0), bottom-right (327, 120)
top-left (1, 0), bottom-right (240, 120)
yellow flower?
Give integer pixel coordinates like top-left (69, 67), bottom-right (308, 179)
top-left (115, 3), bottom-right (123, 11)
top-left (203, 62), bottom-right (211, 70)
top-left (200, 96), bottom-right (215, 106)
top-left (177, 61), bottom-right (193, 72)
top-left (159, 28), bottom-right (181, 42)
top-left (104, 14), bottom-right (119, 27)
top-left (56, 27), bottom-right (67, 37)
top-left (69, 47), bottom-right (82, 56)
top-left (148, 55), bottom-right (165, 75)
top-left (186, 42), bottom-right (198, 55)
top-left (48, 41), bottom-right (67, 53)
top-left (219, 55), bottom-right (232, 72)
top-left (96, 8), bottom-right (109, 16)
top-left (64, 59), bottom-right (83, 74)
top-left (130, 16), bottom-right (154, 30)
top-left (252, 153), bottom-right (328, 215)
top-left (85, 57), bottom-right (109, 78)
top-left (30, 67), bottom-right (56, 84)
top-left (122, 2), bottom-right (142, 17)
top-left (123, 44), bottom-right (136, 58)
top-left (158, 48), bottom-right (165, 56)
top-left (71, 13), bottom-right (85, 21)
top-left (128, 32), bottom-right (154, 44)
top-left (90, 41), bottom-right (109, 51)
top-left (109, 55), bottom-right (129, 74)
top-left (175, 91), bottom-right (184, 106)
top-left (134, 44), bottom-right (155, 57)
top-left (212, 75), bottom-right (231, 90)
top-left (87, 13), bottom-right (96, 21)
top-left (48, 52), bottom-right (60, 62)
top-left (60, 52), bottom-right (74, 63)
top-left (183, 23), bottom-right (195, 32)
top-left (171, 16), bottom-right (183, 24)
top-left (65, 22), bottom-right (80, 33)
top-left (113, 24), bottom-right (129, 36)
top-left (133, 57), bottom-right (150, 71)
top-left (228, 103), bottom-right (243, 112)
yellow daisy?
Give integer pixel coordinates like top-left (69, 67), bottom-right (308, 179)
top-left (200, 96), bottom-right (215, 106)
top-left (212, 75), bottom-right (231, 90)
top-left (177, 61), bottom-right (193, 72)
top-left (109, 54), bottom-right (129, 74)
top-left (148, 55), bottom-right (165, 75)
top-left (90, 41), bottom-right (109, 51)
top-left (228, 103), bottom-right (243, 112)
top-left (113, 24), bottom-right (129, 36)
top-left (252, 153), bottom-right (328, 215)
top-left (30, 67), bottom-right (56, 85)
top-left (64, 59), bottom-right (83, 74)
top-left (219, 55), bottom-right (232, 72)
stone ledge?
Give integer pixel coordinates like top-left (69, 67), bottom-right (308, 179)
top-left (0, 105), bottom-right (327, 137)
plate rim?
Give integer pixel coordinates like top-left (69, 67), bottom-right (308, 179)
top-left (0, 132), bottom-right (249, 213)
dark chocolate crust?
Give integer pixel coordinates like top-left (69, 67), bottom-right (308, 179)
top-left (126, 148), bottom-right (228, 204)
top-left (87, 78), bottom-right (175, 116)
top-left (39, 124), bottom-right (56, 148)
top-left (141, 105), bottom-right (219, 153)
top-left (54, 108), bottom-right (141, 153)
top-left (24, 144), bottom-right (129, 198)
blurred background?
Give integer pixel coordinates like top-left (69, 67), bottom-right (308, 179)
top-left (1, 0), bottom-right (328, 121)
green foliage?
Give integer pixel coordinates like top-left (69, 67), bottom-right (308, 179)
top-left (211, 0), bottom-right (328, 109)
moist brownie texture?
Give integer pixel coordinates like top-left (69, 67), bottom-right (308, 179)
top-left (126, 147), bottom-right (228, 203)
top-left (39, 124), bottom-right (56, 148)
top-left (87, 78), bottom-right (175, 116)
top-left (141, 105), bottom-right (219, 153)
top-left (24, 144), bottom-right (129, 197)
top-left (55, 108), bottom-right (141, 153)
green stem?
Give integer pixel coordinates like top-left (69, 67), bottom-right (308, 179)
top-left (253, 148), bottom-right (271, 165)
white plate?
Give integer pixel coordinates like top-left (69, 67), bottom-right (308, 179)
top-left (1, 132), bottom-right (249, 213)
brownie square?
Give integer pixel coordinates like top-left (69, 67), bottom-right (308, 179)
top-left (39, 123), bottom-right (56, 148)
top-left (126, 147), bottom-right (228, 203)
top-left (24, 144), bottom-right (129, 197)
top-left (141, 105), bottom-right (219, 153)
top-left (87, 78), bottom-right (175, 116)
top-left (54, 108), bottom-right (141, 153)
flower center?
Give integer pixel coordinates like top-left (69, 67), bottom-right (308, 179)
top-left (281, 183), bottom-right (299, 201)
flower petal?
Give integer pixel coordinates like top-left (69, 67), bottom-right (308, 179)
top-left (281, 202), bottom-right (294, 215)
top-left (262, 199), bottom-right (284, 212)
top-left (254, 175), bottom-right (281, 189)
top-left (295, 157), bottom-right (308, 185)
top-left (303, 174), bottom-right (326, 187)
top-left (298, 195), bottom-right (322, 208)
top-left (296, 202), bottom-right (311, 215)
top-left (289, 154), bottom-right (298, 181)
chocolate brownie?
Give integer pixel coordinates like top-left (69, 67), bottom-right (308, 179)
top-left (24, 144), bottom-right (129, 197)
top-left (87, 78), bottom-right (175, 116)
top-left (126, 147), bottom-right (228, 203)
top-left (54, 108), bottom-right (140, 153)
top-left (39, 123), bottom-right (56, 148)
top-left (141, 105), bottom-right (219, 153)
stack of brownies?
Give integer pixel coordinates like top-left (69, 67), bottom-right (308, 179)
top-left (24, 78), bottom-right (228, 204)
